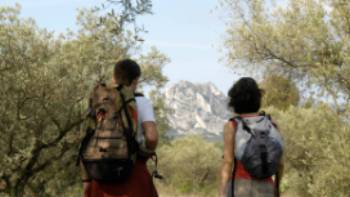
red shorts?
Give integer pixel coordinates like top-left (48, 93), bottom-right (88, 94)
top-left (85, 159), bottom-right (158, 197)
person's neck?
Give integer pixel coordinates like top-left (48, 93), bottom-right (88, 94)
top-left (236, 112), bottom-right (259, 117)
top-left (113, 83), bottom-right (137, 92)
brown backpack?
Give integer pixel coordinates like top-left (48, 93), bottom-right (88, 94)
top-left (79, 83), bottom-right (138, 182)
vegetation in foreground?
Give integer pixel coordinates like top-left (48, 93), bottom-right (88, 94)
top-left (1, 0), bottom-right (350, 196)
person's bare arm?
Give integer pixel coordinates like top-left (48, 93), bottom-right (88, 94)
top-left (142, 121), bottom-right (158, 151)
top-left (219, 121), bottom-right (235, 197)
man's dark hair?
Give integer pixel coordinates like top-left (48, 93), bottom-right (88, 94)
top-left (228, 77), bottom-right (262, 114)
top-left (114, 59), bottom-right (141, 86)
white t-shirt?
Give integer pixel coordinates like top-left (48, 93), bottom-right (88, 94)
top-left (135, 96), bottom-right (156, 146)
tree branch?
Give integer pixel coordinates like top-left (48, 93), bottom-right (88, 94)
top-left (31, 142), bottom-right (70, 175)
top-left (7, 130), bottom-right (15, 156)
top-left (41, 117), bottom-right (85, 150)
top-left (41, 103), bottom-right (62, 131)
top-left (263, 47), bottom-right (299, 68)
top-left (14, 116), bottom-right (84, 195)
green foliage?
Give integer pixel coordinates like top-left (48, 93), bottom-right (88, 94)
top-left (157, 135), bottom-right (221, 196)
top-left (266, 105), bottom-right (350, 196)
top-left (222, 0), bottom-right (350, 101)
top-left (95, 0), bottom-right (153, 35)
top-left (260, 74), bottom-right (300, 110)
top-left (0, 3), bottom-right (169, 196)
top-left (138, 47), bottom-right (169, 89)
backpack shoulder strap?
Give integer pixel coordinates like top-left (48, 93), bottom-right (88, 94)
top-left (115, 85), bottom-right (135, 131)
top-left (115, 85), bottom-right (139, 157)
top-left (231, 116), bottom-right (254, 136)
top-left (259, 112), bottom-right (278, 129)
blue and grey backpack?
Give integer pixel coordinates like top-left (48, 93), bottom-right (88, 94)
top-left (232, 113), bottom-right (283, 179)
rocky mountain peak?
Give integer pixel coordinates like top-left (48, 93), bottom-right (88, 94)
top-left (165, 81), bottom-right (231, 140)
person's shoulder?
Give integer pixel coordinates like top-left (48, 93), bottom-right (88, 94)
top-left (223, 120), bottom-right (235, 140)
top-left (224, 120), bottom-right (235, 131)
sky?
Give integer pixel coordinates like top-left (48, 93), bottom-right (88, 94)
top-left (0, 0), bottom-right (239, 93)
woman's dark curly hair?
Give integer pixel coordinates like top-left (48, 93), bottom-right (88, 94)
top-left (228, 77), bottom-right (262, 114)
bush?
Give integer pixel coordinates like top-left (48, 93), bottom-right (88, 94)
top-left (266, 105), bottom-right (350, 196)
top-left (260, 74), bottom-right (300, 110)
top-left (156, 135), bottom-right (221, 196)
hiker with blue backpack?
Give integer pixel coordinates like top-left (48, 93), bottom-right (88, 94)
top-left (79, 59), bottom-right (159, 197)
top-left (219, 77), bottom-right (284, 197)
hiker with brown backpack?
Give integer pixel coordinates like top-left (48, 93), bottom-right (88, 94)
top-left (79, 59), bottom-right (159, 197)
top-left (219, 77), bottom-right (284, 197)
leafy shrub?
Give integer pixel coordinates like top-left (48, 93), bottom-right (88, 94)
top-left (267, 105), bottom-right (350, 196)
top-left (157, 135), bottom-right (221, 196)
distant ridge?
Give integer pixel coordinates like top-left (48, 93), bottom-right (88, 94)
top-left (165, 81), bottom-right (231, 141)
